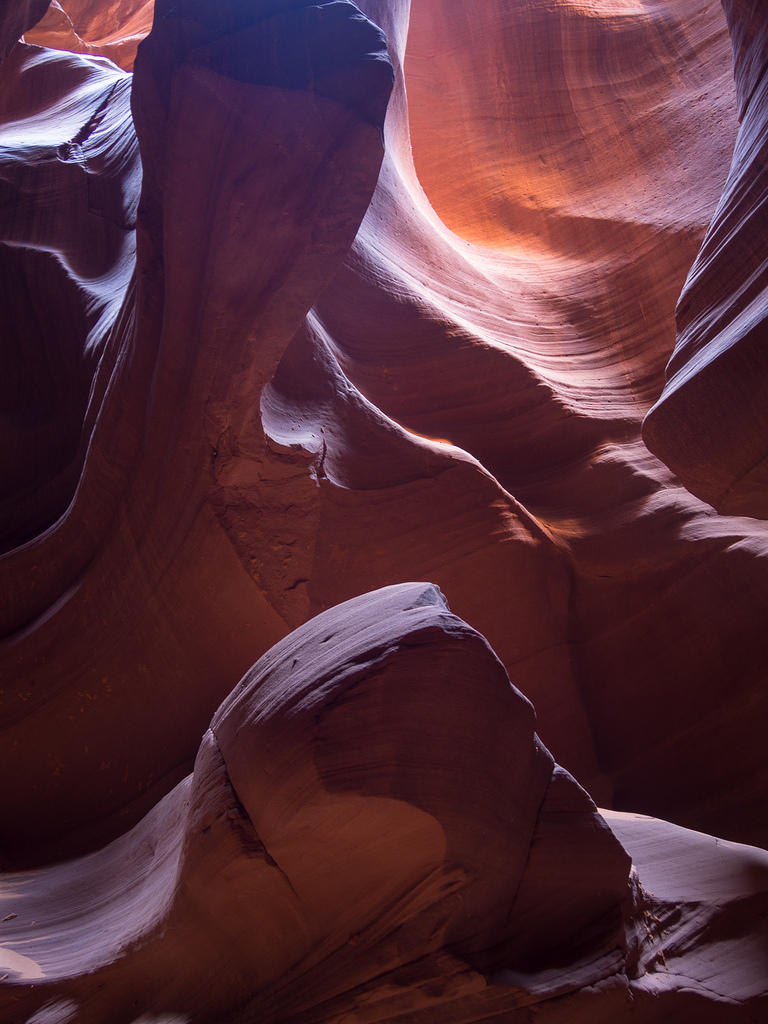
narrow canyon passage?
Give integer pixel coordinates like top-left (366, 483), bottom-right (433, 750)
top-left (1, 1), bottom-right (767, 1021)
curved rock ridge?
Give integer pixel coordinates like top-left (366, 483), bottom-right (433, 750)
top-left (644, 0), bottom-right (768, 519)
top-left (300, 0), bottom-right (768, 844)
top-left (0, 0), bottom-right (394, 863)
top-left (1, 0), bottom-right (768, 866)
top-left (24, 1), bottom-right (154, 70)
top-left (1, 0), bottom-right (768, 1017)
top-left (2, 585), bottom-right (765, 1023)
top-left (0, 42), bottom-right (138, 553)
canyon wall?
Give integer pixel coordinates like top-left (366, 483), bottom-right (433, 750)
top-left (1, 1), bottom-right (767, 1021)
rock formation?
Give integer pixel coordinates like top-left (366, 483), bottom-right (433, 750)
top-left (644, 0), bottom-right (768, 518)
top-left (24, 1), bottom-right (152, 69)
top-left (3, 584), bottom-right (767, 1022)
top-left (1, 0), bottom-right (767, 1020)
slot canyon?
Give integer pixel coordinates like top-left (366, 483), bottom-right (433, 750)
top-left (1, 0), bottom-right (767, 1021)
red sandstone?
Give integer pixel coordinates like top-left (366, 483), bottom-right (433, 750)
top-left (1, 1), bottom-right (767, 1021)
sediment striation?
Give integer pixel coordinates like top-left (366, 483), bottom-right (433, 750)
top-left (644, 0), bottom-right (768, 518)
top-left (1, 0), bottom-right (767, 1020)
top-left (4, 585), bottom-right (767, 1022)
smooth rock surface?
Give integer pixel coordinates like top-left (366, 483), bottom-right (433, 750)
top-left (1, 0), bottom-right (768, 859)
top-left (0, 0), bottom-right (767, 1018)
top-left (3, 585), bottom-right (765, 1022)
top-left (24, 1), bottom-right (154, 69)
top-left (0, 585), bottom-right (622, 1021)
top-left (0, 0), bottom-right (393, 862)
top-left (644, 0), bottom-right (768, 518)
top-left (314, 0), bottom-right (768, 845)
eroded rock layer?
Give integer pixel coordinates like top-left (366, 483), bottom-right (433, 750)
top-left (24, 1), bottom-right (153, 69)
top-left (1, 0), bottom-right (768, 1018)
top-left (2, 586), bottom-right (766, 1022)
top-left (644, 0), bottom-right (768, 518)
top-left (1, 0), bottom-right (767, 853)
top-left (0, 0), bottom-right (394, 863)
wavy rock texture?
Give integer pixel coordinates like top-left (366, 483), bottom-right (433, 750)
top-left (3, 585), bottom-right (766, 1022)
top-left (0, 0), bottom-right (767, 849)
top-left (313, 0), bottom-right (768, 846)
top-left (644, 0), bottom-right (768, 518)
top-left (1, 0), bottom-right (768, 1018)
top-left (0, 0), bottom-right (394, 864)
top-left (24, 1), bottom-right (153, 69)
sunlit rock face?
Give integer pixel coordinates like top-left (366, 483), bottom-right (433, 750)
top-left (327, 0), bottom-right (768, 849)
top-left (1, 0), bottom-right (768, 1019)
top-left (24, 1), bottom-right (153, 69)
top-left (644, 0), bottom-right (768, 518)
